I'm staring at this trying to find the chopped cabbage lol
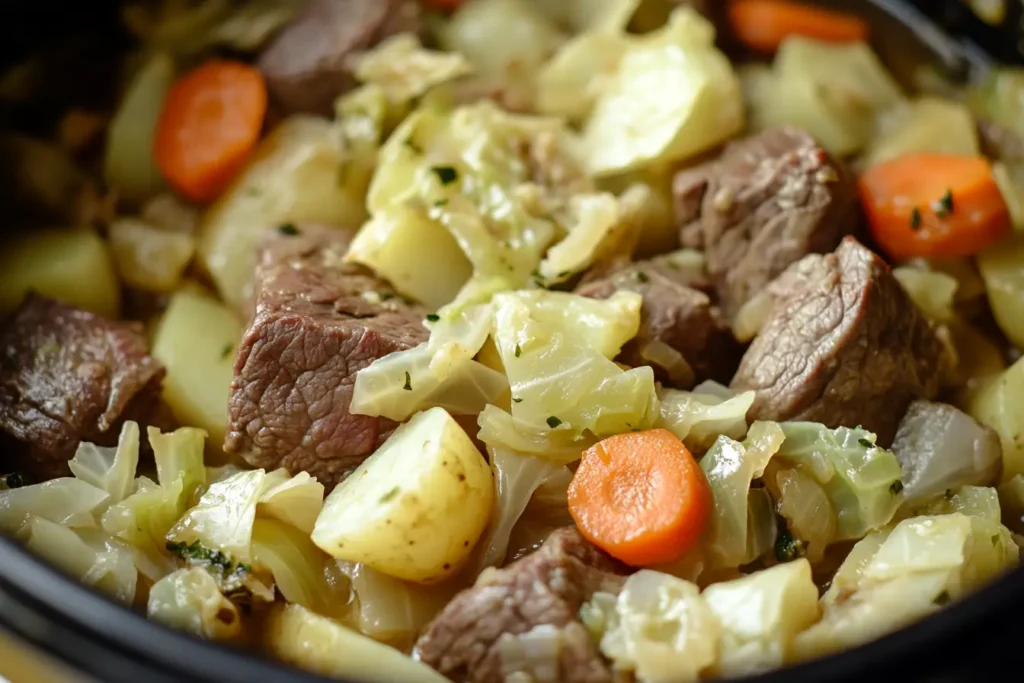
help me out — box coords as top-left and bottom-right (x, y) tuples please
(352, 33), (473, 104)
(773, 467), (837, 563)
(583, 8), (743, 175)
(967, 354), (1024, 481)
(477, 448), (562, 569)
(752, 38), (904, 156)
(108, 216), (196, 293)
(0, 478), (109, 536)
(586, 570), (720, 683)
(776, 423), (904, 541)
(337, 561), (456, 647)
(527, 0), (639, 32)
(68, 421), (140, 508)
(149, 426), (207, 507)
(25, 517), (137, 604)
(891, 402), (1002, 506)
(700, 422), (785, 568)
(702, 560), (819, 677)
(251, 518), (346, 619)
(166, 469), (265, 564)
(351, 304), (507, 422)
(101, 475), (185, 581)
(978, 236), (1024, 351)
(860, 98), (979, 169)
(266, 603), (450, 683)
(147, 567), (241, 640)
(536, 31), (631, 123)
(892, 267), (959, 324)
(477, 404), (596, 464)
(657, 387), (754, 454)
(914, 485), (1001, 522)
(257, 470), (325, 535)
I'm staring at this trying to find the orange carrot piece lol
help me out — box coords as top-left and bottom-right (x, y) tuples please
(568, 429), (712, 567)
(154, 60), (267, 205)
(728, 0), (869, 53)
(859, 153), (1011, 261)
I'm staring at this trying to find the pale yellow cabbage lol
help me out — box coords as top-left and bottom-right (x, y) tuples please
(583, 8), (743, 175)
(103, 52), (172, 206)
(0, 478), (109, 537)
(197, 116), (368, 311)
(703, 560), (819, 676)
(312, 408), (494, 584)
(700, 422), (785, 569)
(147, 567), (241, 640)
(266, 604), (449, 683)
(968, 354), (1024, 481)
(150, 426), (207, 505)
(352, 33), (473, 104)
(251, 518), (346, 618)
(68, 421), (140, 508)
(108, 217), (196, 293)
(166, 469), (264, 564)
(0, 228), (120, 319)
(25, 518), (137, 604)
(586, 571), (721, 683)
(101, 476), (182, 582)
(257, 470), (325, 535)
(657, 388), (754, 454)
(860, 98), (979, 169)
(536, 31), (631, 123)
(892, 266), (959, 324)
(993, 162), (1024, 232)
(752, 38), (904, 156)
(978, 236), (1024, 349)
(527, 0), (639, 32)
(774, 467), (837, 563)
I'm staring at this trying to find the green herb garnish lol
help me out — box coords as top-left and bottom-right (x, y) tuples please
(635, 270), (649, 284)
(910, 207), (922, 230)
(166, 540), (248, 578)
(774, 527), (806, 562)
(425, 313), (440, 323)
(431, 166), (458, 185)
(889, 480), (904, 495)
(220, 344), (234, 359)
(380, 486), (400, 503)
(277, 223), (300, 236)
(857, 437), (874, 449)
(2, 472), (26, 489)
(934, 189), (954, 218)
(403, 371), (412, 391)
(514, 344), (522, 358)
(546, 416), (563, 428)
(512, 397), (523, 403)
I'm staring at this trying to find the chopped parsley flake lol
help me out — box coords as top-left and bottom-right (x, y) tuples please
(910, 207), (922, 230)
(774, 527), (806, 562)
(403, 371), (412, 391)
(278, 223), (300, 236)
(635, 270), (649, 283)
(514, 344), (522, 358)
(546, 416), (563, 428)
(934, 590), (951, 606)
(434, 198), (449, 207)
(889, 480), (904, 495)
(166, 540), (249, 578)
(431, 166), (458, 185)
(426, 313), (440, 323)
(934, 189), (954, 218)
(380, 486), (400, 503)
(2, 472), (26, 489)
(857, 437), (874, 449)
(379, 291), (395, 301)
(512, 397), (523, 403)
(220, 344), (234, 359)
(404, 137), (422, 154)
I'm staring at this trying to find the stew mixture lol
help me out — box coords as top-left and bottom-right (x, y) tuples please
(3, 0), (1024, 681)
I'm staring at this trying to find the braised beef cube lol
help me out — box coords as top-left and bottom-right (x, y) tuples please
(225, 225), (428, 490)
(577, 256), (741, 386)
(0, 294), (164, 477)
(730, 237), (945, 445)
(415, 527), (628, 683)
(258, 0), (422, 116)
(675, 126), (860, 317)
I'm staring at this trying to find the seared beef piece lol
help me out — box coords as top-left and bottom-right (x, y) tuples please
(730, 237), (945, 446)
(978, 120), (1024, 161)
(415, 527), (628, 683)
(258, 0), (422, 116)
(0, 295), (164, 477)
(675, 126), (860, 318)
(225, 224), (428, 489)
(577, 255), (741, 386)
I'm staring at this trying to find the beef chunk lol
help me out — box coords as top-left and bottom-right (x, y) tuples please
(577, 254), (741, 386)
(225, 224), (428, 489)
(675, 126), (860, 317)
(730, 237), (945, 445)
(415, 527), (627, 683)
(0, 295), (164, 477)
(258, 0), (422, 116)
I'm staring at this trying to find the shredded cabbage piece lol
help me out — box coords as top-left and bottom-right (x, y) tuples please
(352, 33), (474, 104)
(0, 478), (110, 536)
(258, 470), (325, 535)
(147, 567), (241, 640)
(251, 518), (346, 619)
(657, 387), (754, 454)
(773, 467), (837, 563)
(68, 421), (141, 508)
(166, 469), (264, 564)
(776, 423), (904, 541)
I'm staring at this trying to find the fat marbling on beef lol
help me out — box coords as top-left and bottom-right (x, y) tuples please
(0, 294), (165, 477)
(576, 253), (741, 386)
(415, 527), (628, 683)
(730, 237), (946, 445)
(258, 0), (422, 116)
(225, 224), (428, 490)
(675, 125), (860, 318)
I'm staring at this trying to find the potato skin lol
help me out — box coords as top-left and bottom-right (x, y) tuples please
(312, 407), (494, 584)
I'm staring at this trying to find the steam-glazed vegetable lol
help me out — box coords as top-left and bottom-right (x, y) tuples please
(4, 1), (1024, 679)
(312, 408), (493, 583)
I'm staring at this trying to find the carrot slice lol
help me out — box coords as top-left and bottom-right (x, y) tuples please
(728, 0), (869, 53)
(568, 429), (712, 567)
(859, 153), (1011, 261)
(154, 60), (267, 205)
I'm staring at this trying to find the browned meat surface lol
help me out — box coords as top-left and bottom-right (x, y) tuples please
(0, 294), (164, 476)
(675, 126), (860, 318)
(730, 237), (945, 445)
(577, 255), (741, 386)
(257, 0), (422, 116)
(415, 527), (628, 683)
(225, 224), (428, 489)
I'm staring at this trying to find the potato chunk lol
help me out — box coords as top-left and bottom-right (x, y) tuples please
(312, 407), (493, 584)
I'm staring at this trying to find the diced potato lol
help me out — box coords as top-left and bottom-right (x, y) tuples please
(0, 228), (120, 318)
(197, 116), (368, 312)
(860, 98), (979, 169)
(977, 236), (1024, 348)
(967, 354), (1024, 482)
(267, 604), (449, 683)
(151, 289), (242, 457)
(312, 408), (494, 584)
(993, 161), (1024, 232)
(108, 218), (196, 293)
(346, 204), (472, 309)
